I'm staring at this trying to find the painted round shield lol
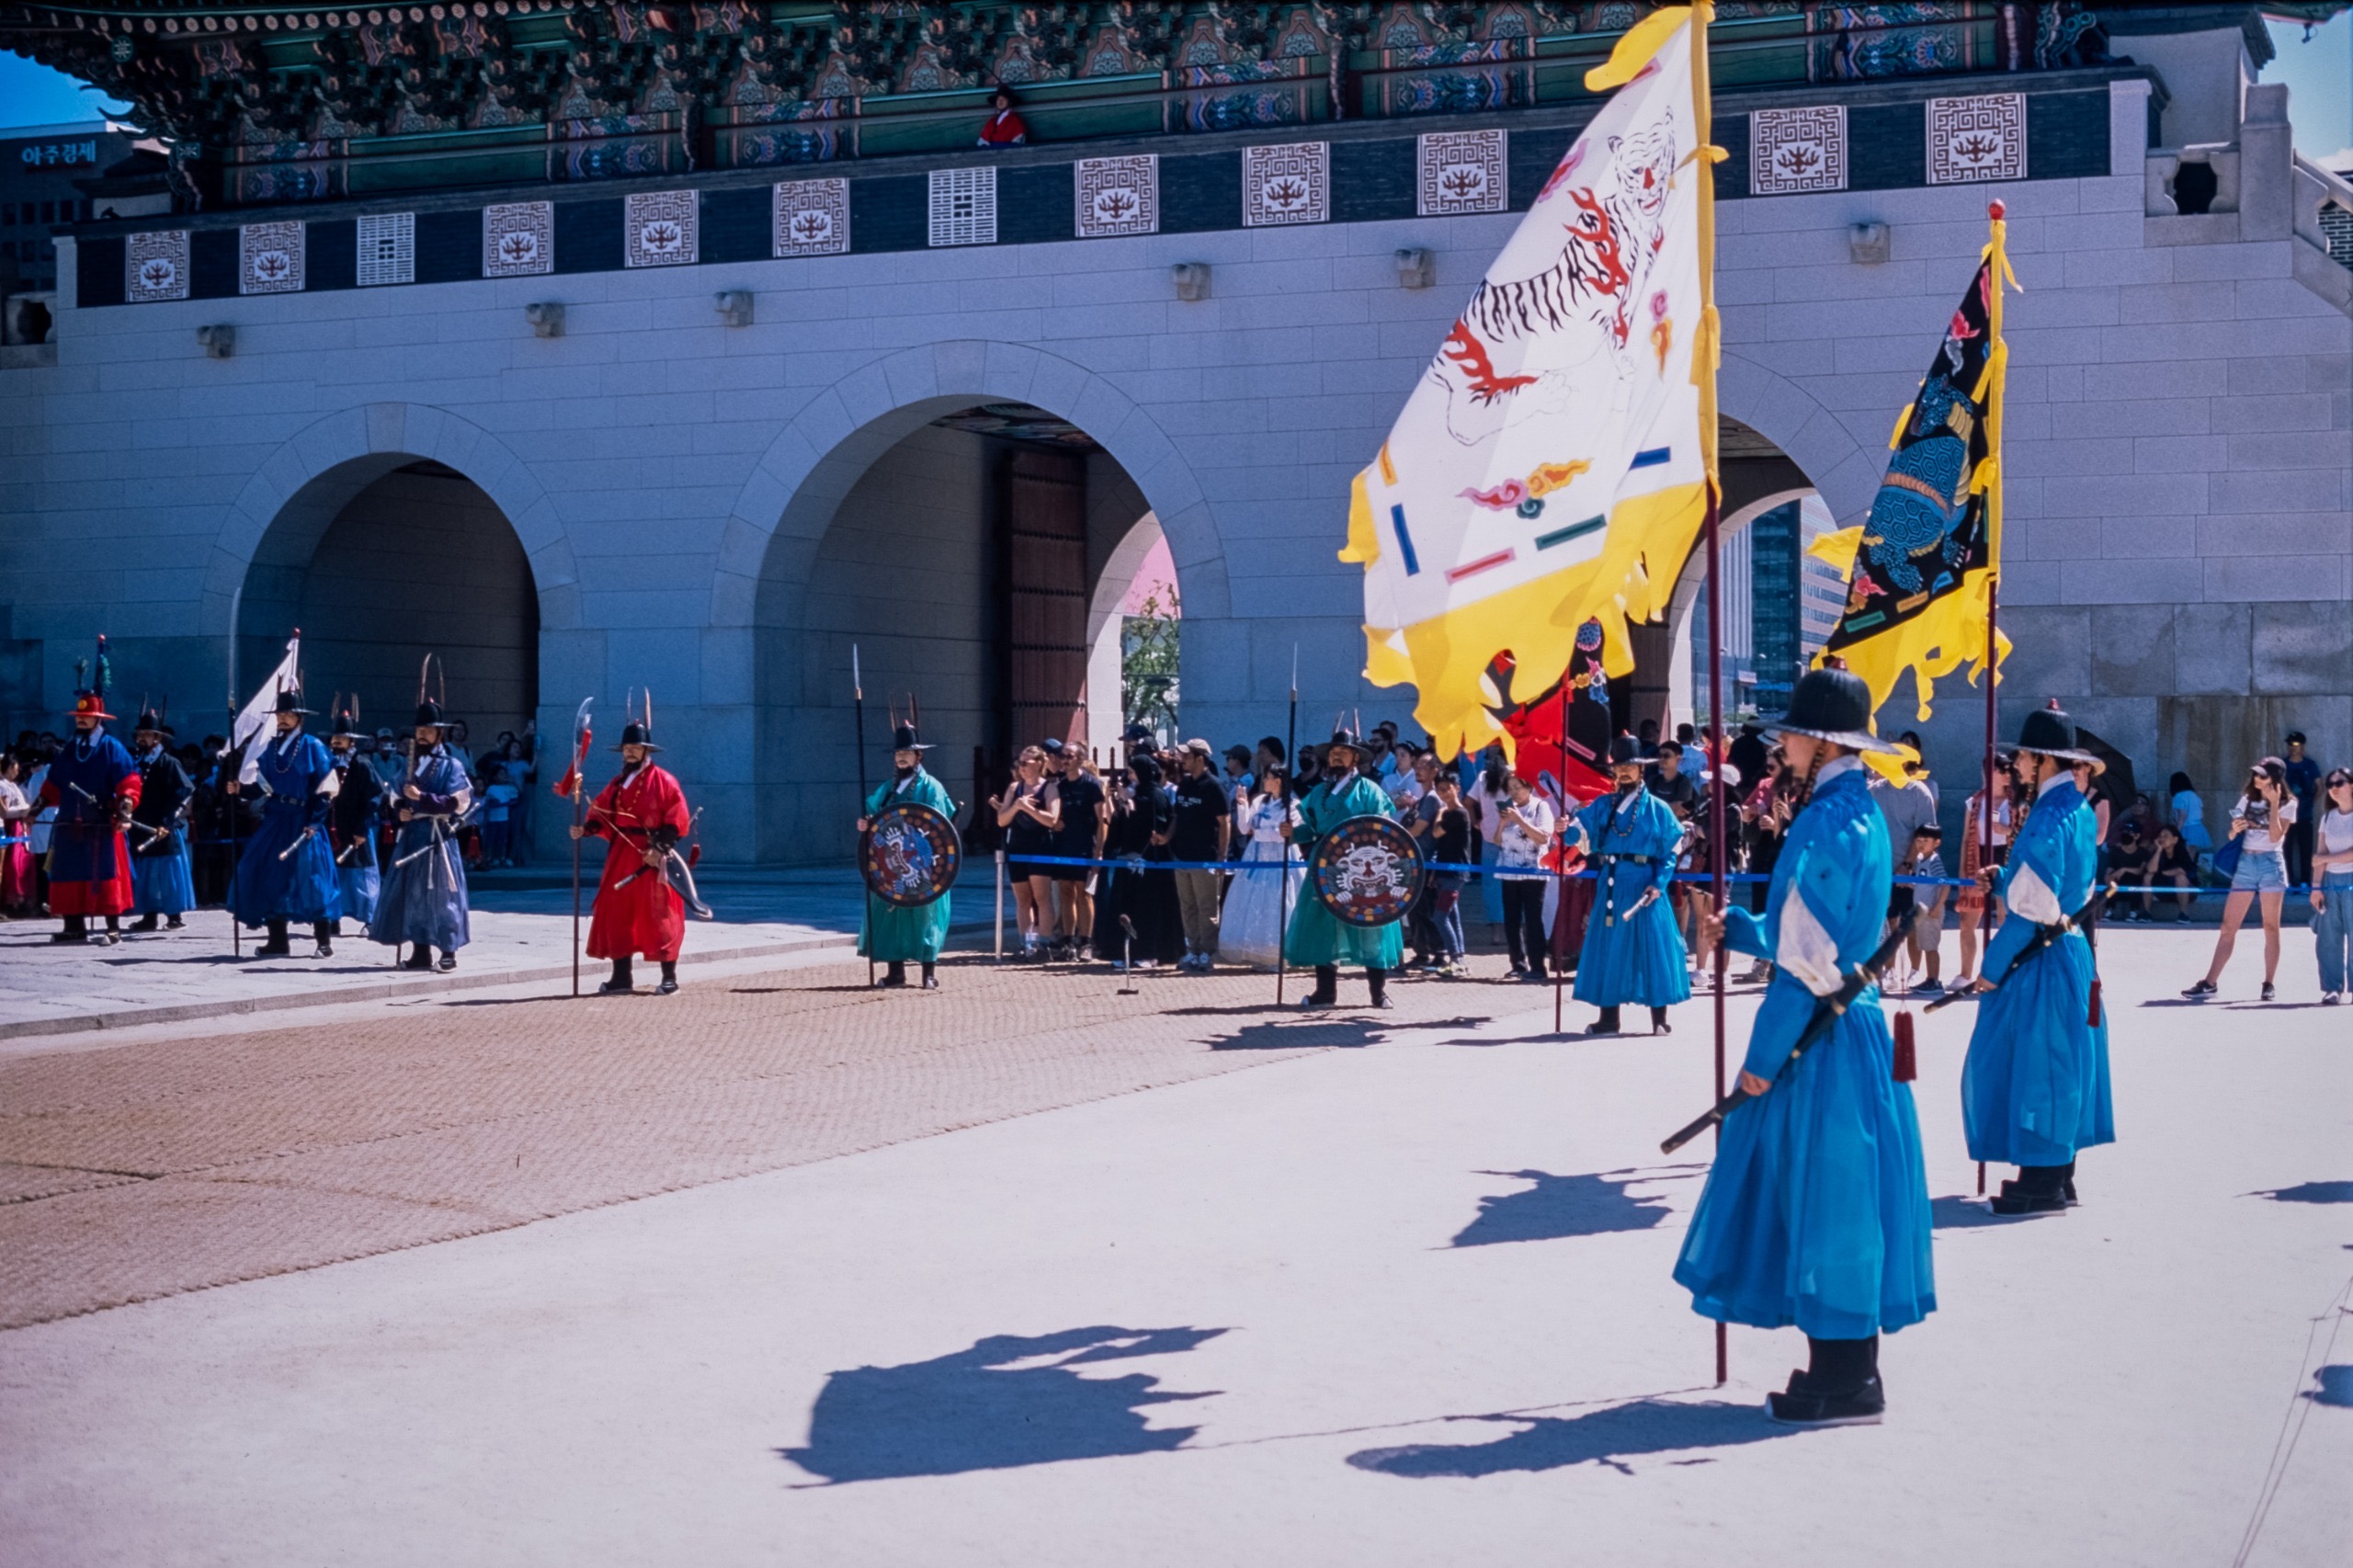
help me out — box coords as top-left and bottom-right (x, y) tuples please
(861, 801), (961, 908)
(1307, 814), (1426, 928)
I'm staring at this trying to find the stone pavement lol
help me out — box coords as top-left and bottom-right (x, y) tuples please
(0, 869), (991, 1039)
(0, 928), (2346, 1567)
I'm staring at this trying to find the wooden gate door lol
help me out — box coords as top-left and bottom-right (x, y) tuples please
(1002, 448), (1089, 751)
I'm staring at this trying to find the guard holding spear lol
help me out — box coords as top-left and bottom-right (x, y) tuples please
(572, 700), (696, 995)
(39, 686), (141, 945)
(1671, 668), (1936, 1426)
(858, 712), (956, 990)
(229, 689), (343, 958)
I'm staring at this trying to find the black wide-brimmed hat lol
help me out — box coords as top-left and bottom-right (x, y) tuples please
(612, 721), (662, 753)
(272, 689), (314, 717)
(1324, 726), (1364, 757)
(413, 699), (446, 729)
(1763, 668), (1901, 755)
(892, 722), (931, 753)
(1607, 734), (1643, 767)
(2013, 707), (2101, 768)
(330, 710), (359, 737)
(134, 710), (165, 733)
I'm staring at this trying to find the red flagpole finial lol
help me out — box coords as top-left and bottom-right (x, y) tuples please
(1987, 200), (2005, 221)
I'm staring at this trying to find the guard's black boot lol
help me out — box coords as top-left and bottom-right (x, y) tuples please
(51, 915), (87, 944)
(312, 920), (333, 959)
(1587, 1006), (1622, 1036)
(1770, 1336), (1883, 1426)
(1651, 1006), (1671, 1035)
(599, 960), (634, 995)
(128, 914), (160, 934)
(881, 960), (908, 988)
(920, 963), (938, 990)
(2059, 1159), (2079, 1207)
(1991, 1165), (2068, 1216)
(435, 949), (456, 971)
(256, 919), (293, 957)
(1367, 967), (1394, 1009)
(100, 915), (121, 945)
(403, 945), (433, 971)
(165, 916), (185, 930)
(1302, 964), (1339, 1008)
(656, 961), (678, 995)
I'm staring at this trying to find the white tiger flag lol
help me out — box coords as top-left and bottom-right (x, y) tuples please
(1346, 4), (1720, 760)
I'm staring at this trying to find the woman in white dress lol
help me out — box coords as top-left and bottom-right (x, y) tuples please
(1220, 764), (1304, 970)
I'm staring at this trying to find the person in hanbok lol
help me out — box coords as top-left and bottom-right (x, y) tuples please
(230, 690), (343, 958)
(38, 693), (140, 944)
(126, 710), (194, 932)
(1284, 727), (1404, 1008)
(1676, 668), (1936, 1426)
(858, 722), (955, 989)
(0, 752), (36, 916)
(1962, 708), (2115, 1216)
(1565, 736), (1692, 1035)
(575, 719), (695, 995)
(1219, 763), (1303, 970)
(326, 708), (381, 933)
(369, 699), (472, 971)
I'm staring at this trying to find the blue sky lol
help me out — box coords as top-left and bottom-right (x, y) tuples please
(4, 17), (2349, 152)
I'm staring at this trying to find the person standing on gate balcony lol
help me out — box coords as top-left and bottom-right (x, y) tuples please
(1165, 738), (1230, 972)
(2282, 732), (2320, 890)
(2184, 757), (2296, 1003)
(858, 722), (955, 991)
(977, 87), (1028, 147)
(2309, 768), (2353, 1005)
(992, 744), (1062, 960)
(125, 710), (194, 934)
(574, 718), (693, 996)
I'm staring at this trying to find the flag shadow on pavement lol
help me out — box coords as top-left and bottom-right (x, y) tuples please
(1449, 1167), (1701, 1248)
(1347, 1397), (1801, 1478)
(778, 1325), (1226, 1484)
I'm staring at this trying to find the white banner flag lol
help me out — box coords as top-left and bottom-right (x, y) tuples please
(1347, 5), (1718, 760)
(228, 634), (301, 785)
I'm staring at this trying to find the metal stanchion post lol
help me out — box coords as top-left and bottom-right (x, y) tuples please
(994, 848), (1006, 960)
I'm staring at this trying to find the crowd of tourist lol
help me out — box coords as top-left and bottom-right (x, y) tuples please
(963, 717), (2353, 1006)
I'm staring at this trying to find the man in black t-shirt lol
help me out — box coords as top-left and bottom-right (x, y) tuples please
(1052, 746), (1107, 958)
(1167, 739), (1232, 970)
(1647, 742), (1699, 820)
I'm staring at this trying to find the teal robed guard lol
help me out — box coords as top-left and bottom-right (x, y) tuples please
(1674, 670), (1936, 1427)
(858, 723), (956, 988)
(1284, 728), (1405, 1007)
(1961, 708), (2114, 1215)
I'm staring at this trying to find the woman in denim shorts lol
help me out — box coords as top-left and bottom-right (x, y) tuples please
(2183, 756), (2297, 1003)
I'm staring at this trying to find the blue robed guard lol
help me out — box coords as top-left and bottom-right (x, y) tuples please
(1674, 670), (1936, 1426)
(127, 710), (195, 931)
(1566, 735), (1692, 1035)
(230, 690), (343, 957)
(1284, 727), (1405, 1008)
(369, 699), (473, 971)
(1961, 708), (2115, 1216)
(326, 706), (382, 933)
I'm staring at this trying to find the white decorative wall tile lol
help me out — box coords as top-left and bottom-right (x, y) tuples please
(239, 221), (305, 294)
(624, 189), (699, 267)
(1417, 130), (1506, 215)
(124, 229), (189, 302)
(483, 200), (554, 277)
(1749, 105), (1847, 195)
(356, 211), (415, 287)
(1244, 141), (1329, 226)
(1927, 93), (2027, 185)
(772, 177), (850, 256)
(1074, 154), (1158, 237)
(928, 167), (997, 246)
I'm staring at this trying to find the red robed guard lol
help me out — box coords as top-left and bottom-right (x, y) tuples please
(574, 718), (693, 994)
(41, 691), (142, 943)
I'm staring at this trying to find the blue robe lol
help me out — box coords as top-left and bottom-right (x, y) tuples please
(1283, 773), (1407, 970)
(858, 769), (956, 964)
(1672, 760), (1937, 1340)
(1569, 787), (1692, 1008)
(231, 731), (342, 926)
(332, 754), (382, 926)
(369, 748), (472, 953)
(1962, 777), (2115, 1165)
(130, 747), (195, 916)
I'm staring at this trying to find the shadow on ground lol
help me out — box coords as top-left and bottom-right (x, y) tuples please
(778, 1325), (1225, 1483)
(1930, 1195), (2060, 1229)
(2311, 1365), (2353, 1407)
(1347, 1398), (1799, 1478)
(1450, 1168), (1699, 1247)
(1205, 1015), (1491, 1051)
(2248, 1181), (2353, 1204)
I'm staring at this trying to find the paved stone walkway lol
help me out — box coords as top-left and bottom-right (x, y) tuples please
(1, 928), (2346, 1566)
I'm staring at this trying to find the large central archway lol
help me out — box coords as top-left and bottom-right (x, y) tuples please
(730, 344), (1217, 867)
